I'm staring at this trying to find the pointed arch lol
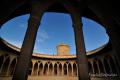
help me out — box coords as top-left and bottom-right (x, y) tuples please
(68, 63), (72, 76)
(8, 58), (17, 75)
(98, 59), (104, 74)
(54, 63), (57, 75)
(104, 57), (110, 74)
(0, 57), (10, 75)
(59, 63), (62, 76)
(73, 63), (77, 76)
(43, 63), (48, 75)
(33, 62), (38, 75)
(63, 63), (67, 75)
(49, 63), (53, 75)
(108, 56), (117, 74)
(93, 60), (99, 74)
(0, 55), (4, 70)
(38, 63), (43, 76)
(88, 61), (92, 74)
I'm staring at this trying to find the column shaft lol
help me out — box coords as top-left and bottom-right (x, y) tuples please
(62, 64), (64, 76)
(37, 63), (40, 76)
(102, 60), (106, 74)
(6, 60), (12, 75)
(48, 64), (51, 76)
(12, 12), (42, 80)
(72, 15), (89, 80)
(31, 61), (35, 76)
(96, 61), (100, 74)
(91, 61), (95, 74)
(72, 64), (74, 76)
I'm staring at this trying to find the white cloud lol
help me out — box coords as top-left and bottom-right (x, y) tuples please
(36, 30), (50, 43)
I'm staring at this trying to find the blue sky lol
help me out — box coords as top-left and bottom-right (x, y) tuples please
(0, 12), (109, 55)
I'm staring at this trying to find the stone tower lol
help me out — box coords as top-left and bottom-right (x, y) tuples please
(57, 43), (70, 56)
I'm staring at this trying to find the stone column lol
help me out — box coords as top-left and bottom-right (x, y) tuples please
(91, 61), (95, 74)
(96, 61), (100, 74)
(57, 64), (58, 76)
(6, 59), (12, 75)
(72, 63), (74, 76)
(0, 58), (5, 74)
(72, 14), (89, 80)
(37, 63), (40, 76)
(67, 64), (68, 76)
(42, 64), (45, 76)
(52, 63), (54, 76)
(102, 60), (106, 74)
(62, 64), (64, 76)
(48, 63), (51, 76)
(58, 64), (61, 76)
(12, 6), (43, 80)
(31, 61), (35, 76)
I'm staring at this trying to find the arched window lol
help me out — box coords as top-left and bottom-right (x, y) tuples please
(38, 63), (43, 76)
(33, 62), (38, 75)
(0, 57), (10, 75)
